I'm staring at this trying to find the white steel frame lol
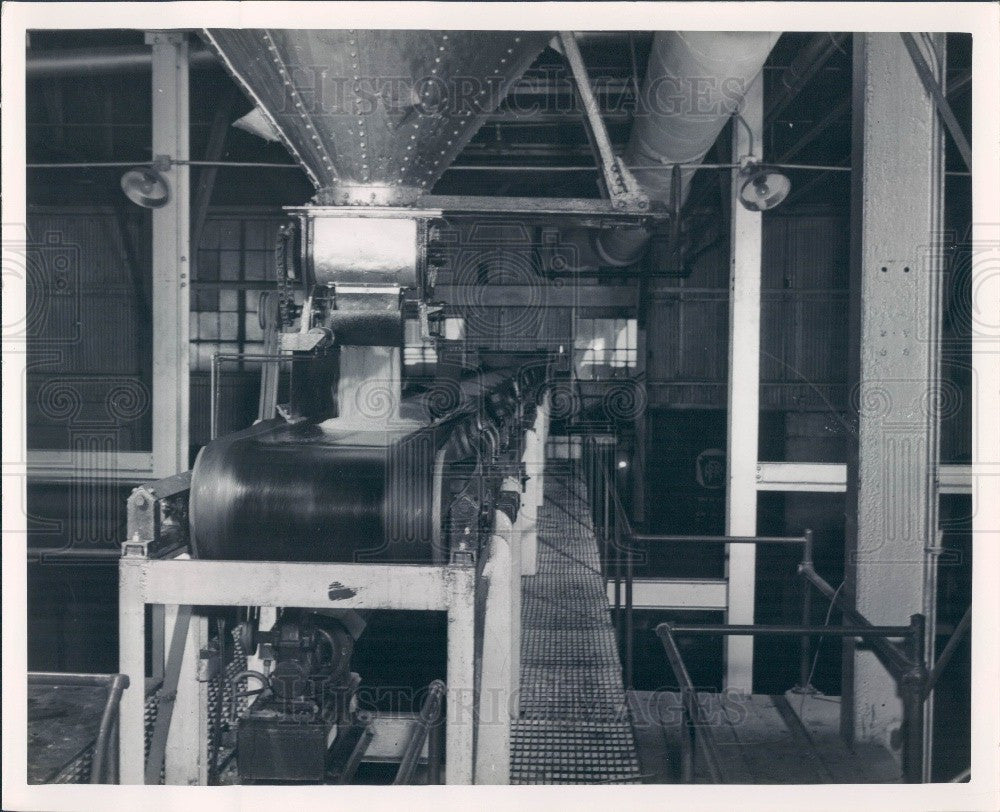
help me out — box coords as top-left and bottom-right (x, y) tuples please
(724, 75), (764, 691)
(119, 555), (477, 785)
(28, 32), (190, 484)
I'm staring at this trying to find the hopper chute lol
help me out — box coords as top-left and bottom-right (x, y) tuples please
(201, 29), (552, 204)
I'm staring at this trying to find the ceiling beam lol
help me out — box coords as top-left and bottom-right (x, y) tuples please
(27, 43), (216, 79)
(777, 95), (851, 163)
(765, 33), (848, 127)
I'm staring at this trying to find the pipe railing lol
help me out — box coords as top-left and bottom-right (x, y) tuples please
(588, 456), (932, 783)
(596, 455), (816, 693)
(924, 604), (971, 696)
(651, 566), (927, 783)
(28, 671), (130, 784)
(393, 679), (446, 785)
(655, 624), (724, 783)
(654, 613), (927, 783)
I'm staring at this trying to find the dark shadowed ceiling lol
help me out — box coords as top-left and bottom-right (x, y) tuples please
(26, 30), (971, 215)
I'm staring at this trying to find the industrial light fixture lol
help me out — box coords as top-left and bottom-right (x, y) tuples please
(120, 165), (170, 209)
(732, 112), (792, 212)
(737, 162), (792, 212)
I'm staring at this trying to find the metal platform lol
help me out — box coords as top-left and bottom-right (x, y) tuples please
(27, 684), (105, 784)
(511, 469), (642, 784)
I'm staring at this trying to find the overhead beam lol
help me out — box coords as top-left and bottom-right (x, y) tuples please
(190, 85), (240, 262)
(777, 95), (851, 163)
(900, 33), (972, 172)
(765, 33), (848, 127)
(26, 42), (216, 79)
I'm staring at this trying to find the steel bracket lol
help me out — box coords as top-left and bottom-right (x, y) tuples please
(558, 31), (650, 212)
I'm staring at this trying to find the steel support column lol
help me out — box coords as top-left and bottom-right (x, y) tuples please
(844, 33), (945, 769)
(724, 75), (763, 692)
(148, 32), (190, 477)
(475, 510), (514, 784)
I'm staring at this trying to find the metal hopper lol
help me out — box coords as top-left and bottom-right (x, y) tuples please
(201, 29), (552, 205)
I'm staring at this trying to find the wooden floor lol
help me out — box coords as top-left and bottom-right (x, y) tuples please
(629, 688), (901, 783)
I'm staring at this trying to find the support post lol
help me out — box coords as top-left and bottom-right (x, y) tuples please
(725, 74), (763, 692)
(118, 556), (146, 784)
(536, 389), (549, 512)
(446, 563), (476, 784)
(475, 511), (513, 784)
(844, 33), (944, 767)
(148, 32), (190, 477)
(521, 392), (548, 576)
(164, 610), (208, 785)
(797, 528), (815, 693)
(503, 478), (523, 718)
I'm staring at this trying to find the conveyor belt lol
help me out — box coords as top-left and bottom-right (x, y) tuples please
(511, 469), (642, 784)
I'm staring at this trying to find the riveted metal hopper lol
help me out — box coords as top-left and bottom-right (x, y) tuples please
(202, 29), (552, 204)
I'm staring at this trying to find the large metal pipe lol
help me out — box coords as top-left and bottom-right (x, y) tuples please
(26, 43), (216, 79)
(593, 31), (779, 267)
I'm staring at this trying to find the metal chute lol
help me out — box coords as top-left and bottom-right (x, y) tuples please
(201, 29), (551, 204)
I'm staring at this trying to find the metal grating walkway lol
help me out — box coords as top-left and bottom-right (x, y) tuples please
(511, 469), (642, 784)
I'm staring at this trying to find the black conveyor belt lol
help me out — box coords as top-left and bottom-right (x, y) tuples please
(190, 417), (440, 563)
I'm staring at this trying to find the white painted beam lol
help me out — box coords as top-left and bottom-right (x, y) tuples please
(845, 33), (945, 769)
(148, 32), (190, 478)
(25, 450), (154, 482)
(475, 511), (513, 784)
(725, 74), (764, 692)
(755, 461), (848, 492)
(118, 557), (146, 784)
(756, 461), (973, 495)
(119, 557), (478, 784)
(137, 559), (452, 610)
(164, 610), (208, 785)
(607, 578), (728, 612)
(445, 565), (476, 784)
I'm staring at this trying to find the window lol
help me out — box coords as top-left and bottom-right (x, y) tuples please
(573, 318), (637, 380)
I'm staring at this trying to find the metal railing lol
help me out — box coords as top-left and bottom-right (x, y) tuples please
(28, 671), (130, 784)
(584, 453), (940, 784)
(592, 455), (818, 696)
(654, 573), (929, 783)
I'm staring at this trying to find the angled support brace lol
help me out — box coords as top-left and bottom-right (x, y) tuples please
(144, 604), (192, 784)
(558, 31), (649, 211)
(900, 32), (971, 172)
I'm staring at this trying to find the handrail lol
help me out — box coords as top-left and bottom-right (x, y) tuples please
(597, 452), (816, 693)
(924, 604), (971, 696)
(588, 444), (931, 783)
(631, 533), (809, 545)
(29, 671), (130, 784)
(798, 563), (919, 678)
(393, 679), (446, 785)
(666, 622), (916, 638)
(657, 612), (927, 784)
(654, 624), (724, 783)
(601, 463), (636, 687)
